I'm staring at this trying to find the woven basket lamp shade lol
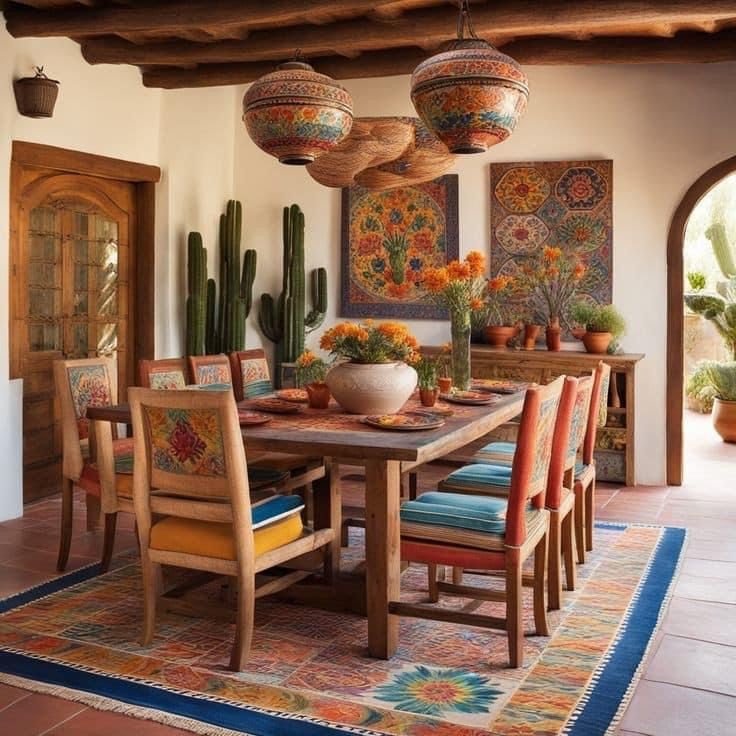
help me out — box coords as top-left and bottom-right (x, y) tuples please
(243, 60), (354, 165)
(410, 1), (529, 154)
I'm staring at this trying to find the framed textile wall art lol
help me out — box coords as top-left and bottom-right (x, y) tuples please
(489, 160), (613, 331)
(340, 174), (459, 318)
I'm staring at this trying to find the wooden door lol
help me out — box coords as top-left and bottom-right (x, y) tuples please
(10, 170), (136, 502)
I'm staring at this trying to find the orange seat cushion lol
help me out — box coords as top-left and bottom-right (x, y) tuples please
(149, 514), (304, 560)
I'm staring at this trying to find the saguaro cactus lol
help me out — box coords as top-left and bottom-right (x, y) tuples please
(186, 200), (257, 356)
(185, 232), (207, 356)
(259, 204), (328, 387)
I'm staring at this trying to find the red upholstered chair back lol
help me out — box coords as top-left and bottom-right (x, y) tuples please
(139, 358), (189, 389)
(505, 375), (564, 547)
(188, 354), (233, 387)
(545, 377), (579, 510)
(582, 362), (612, 465)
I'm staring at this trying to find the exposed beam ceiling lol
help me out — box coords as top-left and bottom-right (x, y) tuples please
(4, 1), (736, 89)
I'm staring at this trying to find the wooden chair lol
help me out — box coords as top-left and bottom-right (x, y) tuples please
(229, 349), (274, 400)
(574, 361), (611, 563)
(139, 357), (189, 389)
(398, 376), (564, 667)
(53, 357), (134, 573)
(128, 387), (336, 671)
(188, 354), (233, 387)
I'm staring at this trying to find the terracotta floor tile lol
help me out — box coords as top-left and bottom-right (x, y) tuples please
(680, 558), (736, 582)
(0, 692), (86, 735)
(0, 565), (54, 597)
(662, 597), (736, 647)
(673, 571), (736, 605)
(685, 537), (736, 562)
(644, 635), (736, 696)
(0, 682), (30, 710)
(45, 707), (197, 735)
(5, 548), (97, 575)
(620, 681), (736, 735)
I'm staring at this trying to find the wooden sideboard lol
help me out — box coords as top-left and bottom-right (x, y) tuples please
(424, 345), (645, 486)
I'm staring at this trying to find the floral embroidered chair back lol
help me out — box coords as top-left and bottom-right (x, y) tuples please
(139, 358), (189, 390)
(188, 354), (233, 389)
(582, 362), (612, 465)
(229, 349), (273, 401)
(54, 357), (116, 481)
(565, 375), (593, 470)
(505, 375), (563, 546)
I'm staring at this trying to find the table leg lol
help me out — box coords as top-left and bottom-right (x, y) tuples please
(313, 458), (341, 583)
(365, 458), (401, 658)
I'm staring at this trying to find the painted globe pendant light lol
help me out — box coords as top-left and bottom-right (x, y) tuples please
(243, 55), (354, 165)
(410, 0), (529, 154)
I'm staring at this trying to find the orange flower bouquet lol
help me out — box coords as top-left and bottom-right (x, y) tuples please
(319, 320), (419, 365)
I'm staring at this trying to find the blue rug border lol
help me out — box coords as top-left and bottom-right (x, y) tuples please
(0, 522), (685, 736)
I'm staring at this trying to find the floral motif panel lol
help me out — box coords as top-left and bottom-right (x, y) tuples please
(196, 363), (231, 386)
(490, 161), (613, 332)
(149, 371), (186, 390)
(340, 175), (459, 319)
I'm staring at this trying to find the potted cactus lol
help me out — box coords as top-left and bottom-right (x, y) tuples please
(569, 302), (626, 354)
(700, 361), (736, 442)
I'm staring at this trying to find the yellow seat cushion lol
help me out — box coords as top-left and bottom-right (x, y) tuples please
(149, 514), (304, 561)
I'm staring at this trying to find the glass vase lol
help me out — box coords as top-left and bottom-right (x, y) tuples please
(450, 309), (472, 391)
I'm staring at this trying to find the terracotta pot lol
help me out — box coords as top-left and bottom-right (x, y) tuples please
(483, 325), (518, 347)
(571, 327), (587, 340)
(325, 361), (417, 414)
(419, 387), (440, 407)
(582, 331), (612, 354)
(523, 323), (541, 350)
(305, 381), (331, 409)
(712, 398), (736, 442)
(545, 325), (561, 351)
(438, 376), (452, 393)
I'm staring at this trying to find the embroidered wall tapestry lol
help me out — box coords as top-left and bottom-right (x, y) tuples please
(340, 174), (459, 319)
(489, 160), (613, 331)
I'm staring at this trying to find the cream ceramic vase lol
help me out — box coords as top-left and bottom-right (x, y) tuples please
(326, 361), (417, 414)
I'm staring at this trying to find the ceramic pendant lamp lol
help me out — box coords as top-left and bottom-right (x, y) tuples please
(243, 57), (354, 165)
(410, 0), (529, 154)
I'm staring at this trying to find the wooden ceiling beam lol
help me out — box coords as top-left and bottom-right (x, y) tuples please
(78, 1), (736, 68)
(3, 0), (436, 38)
(141, 30), (736, 89)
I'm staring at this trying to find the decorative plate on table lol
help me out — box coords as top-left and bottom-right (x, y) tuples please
(238, 410), (272, 426)
(250, 398), (302, 414)
(472, 378), (529, 394)
(440, 390), (500, 405)
(414, 405), (454, 417)
(275, 388), (309, 403)
(364, 412), (445, 431)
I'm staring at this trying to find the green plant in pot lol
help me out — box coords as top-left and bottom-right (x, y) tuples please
(569, 302), (626, 354)
(414, 355), (441, 407)
(701, 361), (736, 442)
(686, 361), (717, 414)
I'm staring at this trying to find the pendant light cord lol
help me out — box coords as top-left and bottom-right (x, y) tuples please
(456, 0), (478, 40)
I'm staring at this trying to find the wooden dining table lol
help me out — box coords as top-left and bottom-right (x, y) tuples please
(88, 390), (525, 659)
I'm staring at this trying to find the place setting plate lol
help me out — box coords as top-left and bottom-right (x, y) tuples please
(363, 411), (445, 431)
(439, 390), (501, 406)
(275, 388), (309, 403)
(471, 378), (529, 394)
(237, 410), (272, 426)
(249, 398), (303, 414)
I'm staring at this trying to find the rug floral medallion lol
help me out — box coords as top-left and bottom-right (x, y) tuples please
(0, 522), (684, 736)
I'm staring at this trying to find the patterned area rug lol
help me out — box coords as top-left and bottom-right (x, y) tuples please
(0, 523), (685, 736)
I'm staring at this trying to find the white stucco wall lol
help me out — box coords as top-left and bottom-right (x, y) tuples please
(233, 64), (736, 486)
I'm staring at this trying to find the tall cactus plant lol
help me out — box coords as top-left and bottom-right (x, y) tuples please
(185, 200), (257, 356)
(259, 204), (327, 387)
(186, 232), (207, 356)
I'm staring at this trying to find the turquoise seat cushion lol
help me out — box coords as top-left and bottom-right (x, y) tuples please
(243, 379), (274, 399)
(400, 491), (508, 534)
(247, 466), (289, 489)
(441, 463), (513, 493)
(474, 441), (515, 466)
(251, 493), (304, 529)
(194, 382), (232, 392)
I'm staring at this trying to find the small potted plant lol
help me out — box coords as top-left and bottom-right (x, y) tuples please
(483, 275), (520, 347)
(295, 350), (332, 409)
(686, 361), (717, 414)
(414, 355), (441, 407)
(569, 302), (626, 354)
(701, 361), (736, 442)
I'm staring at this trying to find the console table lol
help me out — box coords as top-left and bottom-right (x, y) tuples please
(424, 345), (645, 486)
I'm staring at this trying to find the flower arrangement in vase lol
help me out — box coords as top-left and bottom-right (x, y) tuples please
(295, 350), (332, 408)
(518, 245), (586, 350)
(319, 320), (419, 414)
(420, 251), (487, 389)
(483, 274), (519, 347)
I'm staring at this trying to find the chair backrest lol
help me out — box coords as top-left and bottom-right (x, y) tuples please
(582, 362), (612, 465)
(54, 357), (116, 481)
(545, 376), (579, 511)
(565, 374), (594, 471)
(139, 358), (189, 390)
(505, 375), (564, 546)
(129, 387), (255, 563)
(188, 354), (233, 387)
(229, 349), (273, 401)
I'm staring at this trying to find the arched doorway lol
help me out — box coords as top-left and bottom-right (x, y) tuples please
(666, 155), (736, 485)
